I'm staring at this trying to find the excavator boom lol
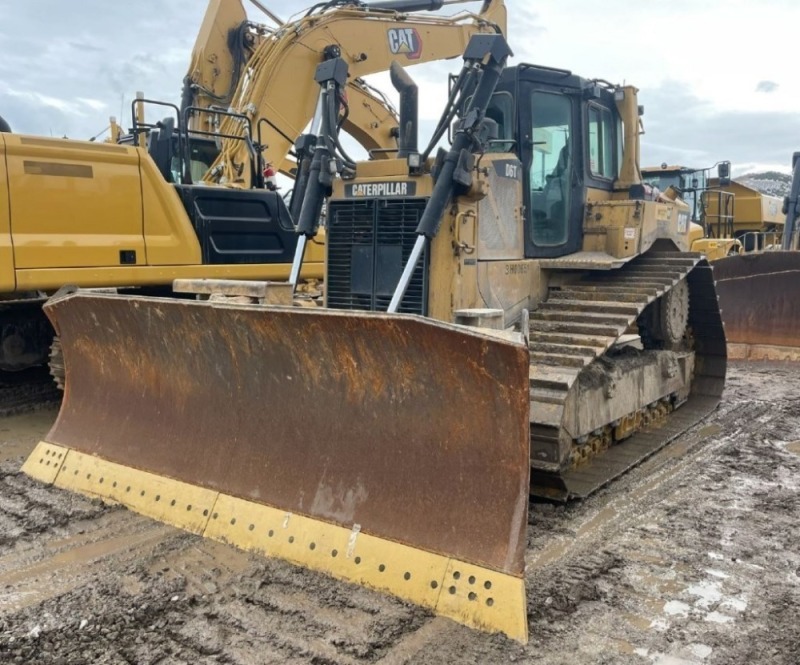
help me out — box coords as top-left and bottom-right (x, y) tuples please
(189, 0), (506, 184)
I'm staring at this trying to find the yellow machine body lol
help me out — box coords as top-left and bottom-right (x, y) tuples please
(23, 49), (727, 644)
(183, 0), (506, 182)
(0, 133), (324, 291)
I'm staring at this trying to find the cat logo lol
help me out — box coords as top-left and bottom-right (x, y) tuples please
(387, 28), (422, 60)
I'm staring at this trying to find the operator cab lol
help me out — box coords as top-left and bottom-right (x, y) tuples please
(490, 64), (626, 259)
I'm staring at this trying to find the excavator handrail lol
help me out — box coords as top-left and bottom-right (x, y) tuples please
(181, 105), (257, 185)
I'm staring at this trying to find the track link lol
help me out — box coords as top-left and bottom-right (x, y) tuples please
(528, 251), (727, 499)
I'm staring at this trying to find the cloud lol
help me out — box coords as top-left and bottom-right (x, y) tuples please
(755, 80), (779, 93)
(0, 0), (202, 139)
(640, 79), (799, 173)
(3, 0), (794, 176)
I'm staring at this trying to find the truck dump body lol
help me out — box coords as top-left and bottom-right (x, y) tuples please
(25, 291), (531, 642)
(714, 252), (800, 361)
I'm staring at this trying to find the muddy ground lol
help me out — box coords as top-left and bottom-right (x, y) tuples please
(0, 361), (798, 664)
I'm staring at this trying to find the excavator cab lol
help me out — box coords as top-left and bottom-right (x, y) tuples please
(123, 99), (301, 267)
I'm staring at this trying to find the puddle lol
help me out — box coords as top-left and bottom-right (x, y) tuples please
(687, 580), (723, 608)
(576, 505), (619, 538)
(663, 600), (691, 617)
(705, 569), (729, 579)
(697, 424), (723, 438)
(0, 408), (58, 463)
(0, 523), (174, 612)
(705, 611), (734, 624)
(625, 612), (653, 631)
(526, 537), (573, 569)
(689, 644), (713, 659)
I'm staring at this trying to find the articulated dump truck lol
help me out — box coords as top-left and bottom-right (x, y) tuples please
(23, 35), (727, 643)
(713, 152), (800, 361)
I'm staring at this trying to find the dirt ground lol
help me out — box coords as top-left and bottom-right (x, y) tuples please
(0, 361), (798, 664)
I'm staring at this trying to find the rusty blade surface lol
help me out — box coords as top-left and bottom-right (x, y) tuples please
(45, 293), (531, 576)
(714, 252), (800, 349)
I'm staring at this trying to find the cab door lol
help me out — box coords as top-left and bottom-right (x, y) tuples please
(5, 135), (145, 270)
(519, 85), (585, 258)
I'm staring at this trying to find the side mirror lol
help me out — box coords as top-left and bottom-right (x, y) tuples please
(718, 161), (731, 187)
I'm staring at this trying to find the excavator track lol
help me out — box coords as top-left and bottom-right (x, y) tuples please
(528, 251), (726, 499)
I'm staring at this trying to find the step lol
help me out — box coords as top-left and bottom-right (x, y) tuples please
(640, 251), (701, 260)
(574, 281), (669, 291)
(619, 270), (684, 281)
(541, 299), (642, 316)
(529, 352), (590, 369)
(529, 331), (616, 349)
(532, 310), (633, 327)
(530, 386), (568, 405)
(634, 257), (698, 268)
(530, 320), (624, 337)
(528, 341), (604, 358)
(529, 365), (580, 390)
(548, 290), (654, 303)
(622, 265), (690, 275)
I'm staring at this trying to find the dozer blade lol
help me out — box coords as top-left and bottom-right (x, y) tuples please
(714, 252), (800, 361)
(21, 292), (532, 642)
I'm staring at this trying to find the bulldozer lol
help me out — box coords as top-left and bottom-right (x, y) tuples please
(0, 0), (505, 381)
(713, 151), (800, 361)
(23, 34), (727, 643)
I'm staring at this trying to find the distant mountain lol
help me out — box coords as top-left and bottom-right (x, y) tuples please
(736, 171), (792, 198)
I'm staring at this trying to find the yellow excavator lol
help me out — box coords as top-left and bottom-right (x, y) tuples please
(181, 0), (505, 184)
(23, 34), (727, 642)
(0, 0), (505, 379)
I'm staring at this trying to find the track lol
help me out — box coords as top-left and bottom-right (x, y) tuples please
(528, 251), (725, 498)
(0, 368), (60, 418)
(1, 363), (799, 664)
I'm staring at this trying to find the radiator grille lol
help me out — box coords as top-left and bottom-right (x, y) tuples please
(327, 197), (429, 315)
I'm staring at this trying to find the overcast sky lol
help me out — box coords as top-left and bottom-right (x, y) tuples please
(1, 0), (798, 175)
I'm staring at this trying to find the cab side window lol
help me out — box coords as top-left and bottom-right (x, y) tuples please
(588, 105), (615, 179)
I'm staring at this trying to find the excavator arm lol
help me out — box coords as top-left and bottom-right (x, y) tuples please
(181, 0), (506, 186)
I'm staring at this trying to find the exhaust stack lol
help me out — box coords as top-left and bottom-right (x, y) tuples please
(389, 62), (419, 158)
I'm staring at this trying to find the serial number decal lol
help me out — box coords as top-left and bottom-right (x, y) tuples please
(344, 181), (417, 198)
(504, 263), (530, 275)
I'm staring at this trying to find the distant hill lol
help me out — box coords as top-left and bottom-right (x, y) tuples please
(736, 171), (792, 198)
